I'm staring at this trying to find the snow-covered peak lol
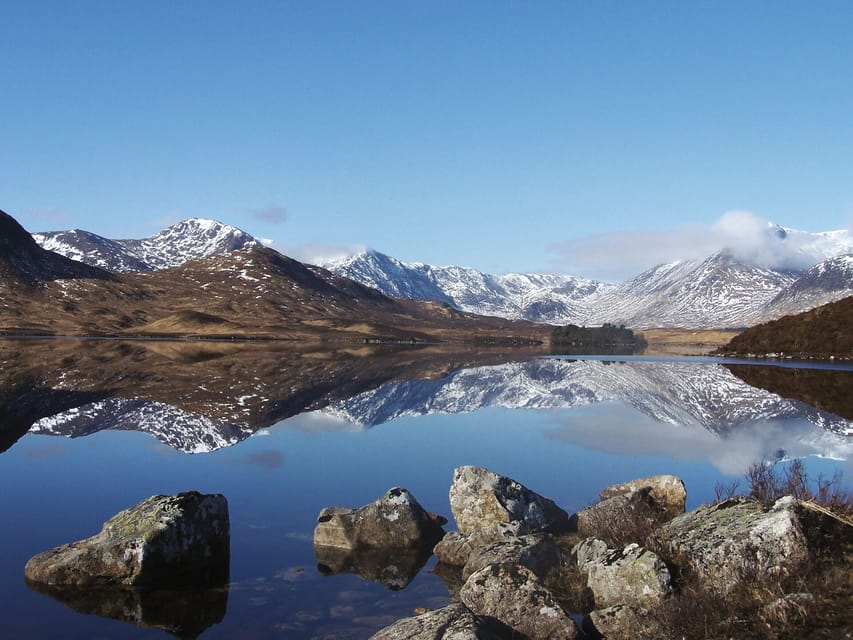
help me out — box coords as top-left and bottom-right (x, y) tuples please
(33, 218), (261, 272)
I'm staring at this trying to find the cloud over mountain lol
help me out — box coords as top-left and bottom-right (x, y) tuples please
(548, 211), (852, 280)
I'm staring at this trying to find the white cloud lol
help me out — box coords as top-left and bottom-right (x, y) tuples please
(547, 210), (852, 282)
(269, 241), (367, 266)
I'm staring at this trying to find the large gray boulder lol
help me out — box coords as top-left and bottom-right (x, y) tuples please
(313, 487), (446, 551)
(462, 533), (562, 580)
(659, 496), (809, 593)
(433, 521), (529, 567)
(368, 602), (501, 640)
(574, 541), (671, 608)
(449, 466), (570, 535)
(459, 564), (580, 640)
(25, 492), (229, 587)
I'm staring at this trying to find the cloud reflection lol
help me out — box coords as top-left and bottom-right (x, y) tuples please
(544, 403), (853, 476)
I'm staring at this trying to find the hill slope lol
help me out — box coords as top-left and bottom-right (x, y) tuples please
(715, 296), (853, 359)
(1, 211), (548, 343)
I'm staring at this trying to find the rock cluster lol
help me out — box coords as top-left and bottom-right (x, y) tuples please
(362, 466), (837, 640)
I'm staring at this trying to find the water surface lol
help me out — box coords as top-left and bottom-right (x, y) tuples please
(0, 340), (850, 638)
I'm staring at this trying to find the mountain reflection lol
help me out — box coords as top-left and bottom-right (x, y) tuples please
(1, 339), (850, 459)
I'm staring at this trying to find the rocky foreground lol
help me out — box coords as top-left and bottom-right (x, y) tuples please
(22, 467), (851, 638)
(315, 465), (852, 640)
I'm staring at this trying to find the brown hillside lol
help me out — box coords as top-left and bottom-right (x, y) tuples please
(1, 208), (550, 344)
(716, 296), (853, 359)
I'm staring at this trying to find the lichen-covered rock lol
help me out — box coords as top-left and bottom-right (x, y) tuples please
(659, 496), (809, 594)
(460, 564), (580, 640)
(583, 604), (665, 640)
(434, 521), (529, 567)
(368, 602), (501, 640)
(313, 487), (446, 551)
(572, 537), (610, 571)
(24, 492), (230, 587)
(578, 543), (671, 608)
(599, 474), (687, 521)
(449, 466), (570, 535)
(462, 533), (562, 580)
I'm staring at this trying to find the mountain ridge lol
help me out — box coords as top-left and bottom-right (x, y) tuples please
(23, 211), (853, 330)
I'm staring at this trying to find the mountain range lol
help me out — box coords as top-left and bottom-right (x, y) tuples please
(28, 215), (853, 329)
(2, 210), (544, 342)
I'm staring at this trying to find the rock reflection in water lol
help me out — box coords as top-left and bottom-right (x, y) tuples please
(25, 581), (228, 640)
(314, 544), (433, 590)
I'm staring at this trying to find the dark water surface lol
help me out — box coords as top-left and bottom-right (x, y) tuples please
(0, 340), (850, 639)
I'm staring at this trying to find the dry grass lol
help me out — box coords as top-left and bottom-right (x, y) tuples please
(639, 328), (742, 355)
(561, 462), (852, 639)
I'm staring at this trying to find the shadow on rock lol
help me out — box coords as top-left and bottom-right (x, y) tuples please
(26, 580), (228, 640)
(314, 544), (434, 590)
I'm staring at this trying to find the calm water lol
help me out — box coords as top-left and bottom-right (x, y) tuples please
(1, 340), (851, 639)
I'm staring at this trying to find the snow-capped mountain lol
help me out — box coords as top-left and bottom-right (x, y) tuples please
(762, 254), (853, 319)
(326, 249), (615, 324)
(33, 218), (260, 272)
(585, 251), (800, 328)
(325, 228), (853, 328)
(318, 358), (852, 439)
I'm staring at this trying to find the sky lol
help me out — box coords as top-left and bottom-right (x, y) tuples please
(3, 1), (852, 281)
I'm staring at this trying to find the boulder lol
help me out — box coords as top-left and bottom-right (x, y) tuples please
(576, 542), (671, 608)
(433, 521), (529, 567)
(583, 604), (665, 640)
(368, 602), (502, 640)
(462, 533), (562, 580)
(449, 466), (570, 535)
(571, 537), (610, 572)
(24, 492), (229, 587)
(658, 496), (809, 594)
(313, 487), (446, 551)
(599, 474), (687, 521)
(459, 564), (580, 640)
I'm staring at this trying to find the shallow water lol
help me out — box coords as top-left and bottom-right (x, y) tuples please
(0, 342), (850, 638)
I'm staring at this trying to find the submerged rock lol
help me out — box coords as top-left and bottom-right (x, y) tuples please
(313, 487), (446, 551)
(25, 492), (230, 587)
(449, 466), (570, 535)
(368, 602), (501, 640)
(26, 581), (227, 639)
(459, 564), (580, 640)
(659, 496), (810, 593)
(314, 544), (432, 590)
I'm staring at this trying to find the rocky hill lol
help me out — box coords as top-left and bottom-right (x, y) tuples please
(715, 296), (853, 359)
(32, 218), (260, 272)
(1, 210), (548, 343)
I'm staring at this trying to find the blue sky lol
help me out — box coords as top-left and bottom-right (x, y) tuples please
(3, 1), (852, 279)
